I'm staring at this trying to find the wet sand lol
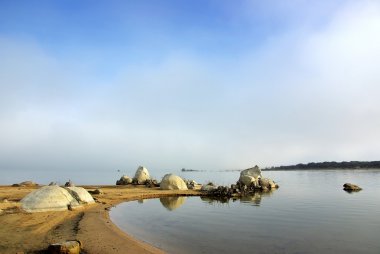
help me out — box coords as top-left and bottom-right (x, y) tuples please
(0, 185), (202, 254)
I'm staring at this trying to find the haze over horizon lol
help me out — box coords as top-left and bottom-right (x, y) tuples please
(1, 0), (380, 184)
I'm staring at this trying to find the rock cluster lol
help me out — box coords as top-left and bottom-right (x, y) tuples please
(202, 166), (278, 198)
(145, 179), (160, 188)
(12, 181), (39, 187)
(184, 179), (202, 190)
(116, 166), (154, 185)
(116, 175), (133, 185)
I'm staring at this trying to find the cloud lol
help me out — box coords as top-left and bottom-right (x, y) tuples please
(0, 1), (379, 183)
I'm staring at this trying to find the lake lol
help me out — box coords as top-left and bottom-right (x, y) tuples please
(110, 170), (380, 254)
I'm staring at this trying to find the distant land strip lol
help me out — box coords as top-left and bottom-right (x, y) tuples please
(265, 161), (380, 170)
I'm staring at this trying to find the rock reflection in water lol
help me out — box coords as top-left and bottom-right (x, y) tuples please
(201, 189), (274, 206)
(159, 196), (187, 211)
(240, 190), (273, 206)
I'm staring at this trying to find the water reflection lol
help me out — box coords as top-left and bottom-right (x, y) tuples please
(160, 196), (187, 211)
(200, 189), (275, 206)
(240, 190), (274, 206)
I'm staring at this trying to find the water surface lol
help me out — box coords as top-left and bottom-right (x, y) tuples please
(111, 170), (380, 254)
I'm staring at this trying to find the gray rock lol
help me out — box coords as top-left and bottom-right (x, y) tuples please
(116, 175), (133, 185)
(201, 184), (217, 192)
(343, 183), (362, 191)
(64, 180), (74, 187)
(238, 166), (262, 186)
(88, 189), (103, 195)
(259, 178), (277, 189)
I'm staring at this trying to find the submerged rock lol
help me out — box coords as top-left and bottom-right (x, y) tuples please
(133, 166), (151, 184)
(343, 183), (362, 191)
(160, 174), (188, 190)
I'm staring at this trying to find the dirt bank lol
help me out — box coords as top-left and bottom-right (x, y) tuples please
(0, 185), (202, 254)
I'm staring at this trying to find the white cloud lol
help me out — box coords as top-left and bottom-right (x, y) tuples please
(0, 1), (379, 183)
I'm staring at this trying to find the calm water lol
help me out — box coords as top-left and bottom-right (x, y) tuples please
(110, 170), (380, 254)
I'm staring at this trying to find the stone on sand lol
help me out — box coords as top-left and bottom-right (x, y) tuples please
(21, 185), (80, 212)
(133, 166), (151, 184)
(160, 174), (188, 190)
(65, 186), (95, 204)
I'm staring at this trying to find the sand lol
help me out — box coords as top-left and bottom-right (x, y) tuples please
(0, 185), (203, 254)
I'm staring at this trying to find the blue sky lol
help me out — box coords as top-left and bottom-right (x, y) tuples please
(0, 0), (379, 183)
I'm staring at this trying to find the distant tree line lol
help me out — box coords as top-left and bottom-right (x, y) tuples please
(270, 161), (380, 170)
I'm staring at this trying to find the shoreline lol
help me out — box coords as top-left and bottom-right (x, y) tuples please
(0, 185), (203, 254)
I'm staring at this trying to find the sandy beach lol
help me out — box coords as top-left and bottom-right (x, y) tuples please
(0, 185), (202, 254)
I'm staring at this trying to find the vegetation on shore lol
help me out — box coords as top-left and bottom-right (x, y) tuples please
(266, 161), (380, 170)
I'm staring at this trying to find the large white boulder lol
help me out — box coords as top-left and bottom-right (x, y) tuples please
(65, 187), (95, 204)
(239, 175), (257, 186)
(134, 166), (151, 184)
(239, 166), (262, 186)
(160, 174), (188, 190)
(21, 186), (80, 212)
(240, 166), (262, 179)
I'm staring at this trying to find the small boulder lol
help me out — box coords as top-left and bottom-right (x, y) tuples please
(343, 183), (362, 192)
(65, 187), (95, 204)
(48, 240), (82, 254)
(259, 178), (277, 189)
(186, 180), (202, 190)
(133, 166), (151, 184)
(160, 174), (188, 190)
(64, 180), (74, 187)
(201, 182), (217, 192)
(116, 175), (133, 185)
(12, 181), (39, 187)
(145, 179), (159, 188)
(89, 189), (103, 195)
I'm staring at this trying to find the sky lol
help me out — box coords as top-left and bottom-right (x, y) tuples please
(0, 0), (380, 184)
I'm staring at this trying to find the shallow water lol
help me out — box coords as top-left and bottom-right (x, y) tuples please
(110, 170), (380, 254)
